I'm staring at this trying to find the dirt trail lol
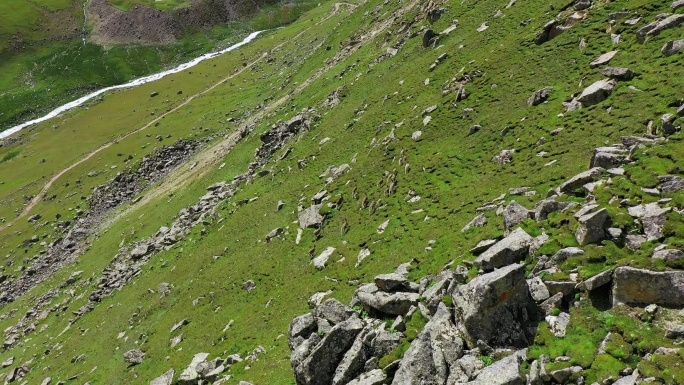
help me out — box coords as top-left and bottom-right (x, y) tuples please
(0, 0), (391, 233)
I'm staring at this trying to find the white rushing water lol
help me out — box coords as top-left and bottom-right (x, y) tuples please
(0, 30), (264, 140)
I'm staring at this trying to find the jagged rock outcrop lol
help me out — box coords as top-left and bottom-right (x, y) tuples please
(452, 263), (533, 348)
(392, 303), (464, 385)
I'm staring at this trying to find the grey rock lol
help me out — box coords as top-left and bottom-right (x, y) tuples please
(583, 269), (613, 291)
(589, 51), (618, 68)
(470, 239), (497, 255)
(602, 67), (635, 80)
(178, 352), (209, 383)
(475, 228), (533, 272)
(665, 325), (684, 339)
(265, 227), (283, 241)
(643, 209), (670, 242)
(675, 0), (684, 10)
(534, 199), (572, 221)
(637, 14), (684, 42)
(374, 273), (408, 292)
(314, 299), (354, 325)
(313, 246), (336, 270)
(453, 263), (532, 348)
(243, 280), (256, 293)
(461, 350), (526, 385)
(528, 87), (553, 106)
(550, 365), (583, 383)
(577, 79), (617, 107)
(294, 317), (364, 385)
(613, 267), (684, 306)
(662, 40), (684, 56)
(353, 284), (419, 316)
(131, 243), (150, 259)
(390, 332), (437, 385)
(468, 125), (482, 136)
(123, 349), (145, 365)
(1, 356), (14, 368)
(613, 373), (638, 385)
(371, 330), (403, 357)
(528, 359), (542, 385)
(591, 148), (627, 169)
(549, 247), (584, 267)
(534, 20), (564, 45)
(545, 281), (577, 298)
(462, 214), (487, 232)
(621, 135), (655, 147)
(546, 312), (570, 337)
(299, 205), (324, 229)
(558, 167), (604, 194)
(539, 292), (564, 316)
(527, 277), (551, 302)
(503, 201), (530, 234)
(392, 303), (464, 385)
(346, 369), (387, 385)
(661, 113), (678, 135)
(608, 227), (622, 239)
(653, 249), (684, 261)
(575, 208), (608, 246)
(626, 234), (647, 251)
(332, 324), (377, 385)
(659, 175), (684, 193)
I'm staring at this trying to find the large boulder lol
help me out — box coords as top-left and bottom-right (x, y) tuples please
(299, 205), (324, 229)
(289, 313), (317, 349)
(628, 203), (670, 241)
(575, 208), (608, 246)
(637, 14), (684, 42)
(558, 167), (604, 194)
(293, 317), (364, 385)
(460, 350), (526, 385)
(392, 303), (464, 385)
(534, 199), (572, 221)
(452, 263), (533, 348)
(577, 79), (616, 107)
(475, 228), (533, 272)
(352, 284), (419, 316)
(601, 67), (635, 80)
(612, 267), (684, 307)
(503, 201), (530, 234)
(590, 147), (627, 168)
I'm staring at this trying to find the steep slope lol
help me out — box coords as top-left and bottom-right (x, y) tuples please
(0, 0), (682, 384)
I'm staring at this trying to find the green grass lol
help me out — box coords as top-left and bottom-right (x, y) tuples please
(0, 0), (682, 383)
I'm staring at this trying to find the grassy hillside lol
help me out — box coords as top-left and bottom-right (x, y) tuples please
(0, 0), (315, 132)
(0, 0), (682, 383)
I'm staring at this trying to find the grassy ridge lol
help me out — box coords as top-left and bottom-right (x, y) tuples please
(0, 0), (682, 383)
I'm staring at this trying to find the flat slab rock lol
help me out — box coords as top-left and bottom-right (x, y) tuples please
(612, 267), (684, 307)
(459, 350), (526, 385)
(589, 50), (618, 68)
(475, 228), (533, 271)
